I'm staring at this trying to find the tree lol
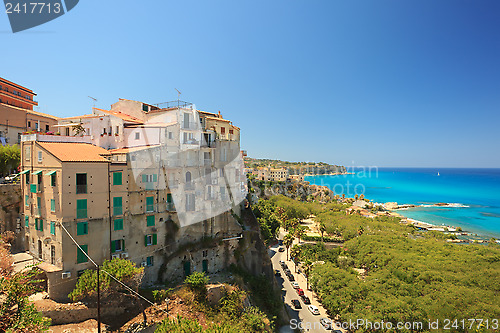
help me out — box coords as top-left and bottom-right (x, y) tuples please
(303, 259), (313, 290)
(69, 258), (144, 302)
(319, 222), (326, 243)
(0, 235), (50, 332)
(0, 145), (20, 177)
(184, 271), (209, 301)
(294, 226), (306, 244)
(283, 233), (294, 261)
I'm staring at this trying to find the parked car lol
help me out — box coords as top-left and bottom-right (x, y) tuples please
(278, 247), (285, 252)
(308, 305), (320, 315)
(284, 268), (291, 275)
(296, 288), (304, 296)
(291, 299), (301, 309)
(320, 318), (332, 329)
(278, 239), (283, 246)
(287, 273), (295, 282)
(274, 269), (281, 277)
(291, 282), (299, 289)
(279, 260), (285, 267)
(300, 295), (311, 304)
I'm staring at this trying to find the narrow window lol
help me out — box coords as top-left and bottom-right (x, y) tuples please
(50, 199), (55, 212)
(114, 218), (123, 231)
(113, 172), (122, 185)
(51, 245), (56, 264)
(51, 173), (56, 186)
(38, 151), (42, 162)
(50, 221), (56, 235)
(77, 245), (88, 263)
(146, 215), (155, 227)
(25, 216), (29, 227)
(76, 173), (87, 194)
(145, 234), (157, 246)
(76, 199), (87, 219)
(146, 196), (154, 213)
(113, 197), (123, 216)
(146, 256), (154, 266)
(111, 239), (124, 253)
(135, 132), (140, 140)
(77, 221), (88, 235)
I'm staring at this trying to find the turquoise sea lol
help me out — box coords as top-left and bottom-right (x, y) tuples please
(305, 168), (500, 238)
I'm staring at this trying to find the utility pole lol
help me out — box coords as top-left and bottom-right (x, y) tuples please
(97, 265), (101, 333)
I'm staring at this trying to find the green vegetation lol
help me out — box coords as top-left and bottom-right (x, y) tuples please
(184, 271), (209, 302)
(0, 145), (20, 177)
(0, 233), (50, 332)
(69, 258), (144, 302)
(259, 195), (500, 332)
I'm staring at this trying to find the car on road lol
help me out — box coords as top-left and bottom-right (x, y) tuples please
(284, 268), (291, 274)
(274, 269), (281, 277)
(279, 260), (285, 267)
(296, 288), (304, 296)
(291, 299), (301, 309)
(308, 305), (320, 315)
(278, 247), (285, 252)
(291, 282), (299, 289)
(287, 274), (295, 281)
(278, 239), (283, 246)
(320, 318), (333, 329)
(300, 295), (310, 304)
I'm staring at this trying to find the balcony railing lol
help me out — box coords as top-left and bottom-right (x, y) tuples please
(166, 202), (175, 211)
(185, 182), (195, 191)
(76, 185), (87, 194)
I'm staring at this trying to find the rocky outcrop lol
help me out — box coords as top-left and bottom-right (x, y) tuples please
(0, 184), (23, 251)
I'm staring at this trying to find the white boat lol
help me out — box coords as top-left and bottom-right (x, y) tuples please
(437, 172), (440, 176)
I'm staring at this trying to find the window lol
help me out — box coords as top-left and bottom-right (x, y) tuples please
(142, 174), (157, 183)
(65, 127), (70, 136)
(51, 245), (55, 265)
(25, 146), (30, 161)
(27, 121), (31, 128)
(113, 197), (123, 215)
(25, 216), (29, 228)
(25, 171), (30, 184)
(38, 151), (42, 162)
(50, 199), (55, 212)
(50, 221), (56, 235)
(37, 173), (42, 185)
(114, 218), (123, 231)
(142, 103), (149, 112)
(45, 125), (49, 132)
(35, 218), (43, 231)
(145, 234), (157, 246)
(221, 127), (225, 134)
(76, 173), (87, 194)
(111, 239), (124, 253)
(168, 131), (173, 139)
(203, 250), (208, 257)
(146, 256), (154, 266)
(51, 173), (56, 186)
(146, 196), (154, 213)
(77, 245), (88, 263)
(146, 215), (155, 227)
(135, 132), (140, 140)
(116, 126), (119, 134)
(25, 195), (29, 206)
(113, 172), (122, 185)
(186, 193), (195, 211)
(76, 199), (87, 219)
(229, 129), (234, 134)
(183, 113), (190, 128)
(77, 221), (88, 235)
(35, 122), (39, 130)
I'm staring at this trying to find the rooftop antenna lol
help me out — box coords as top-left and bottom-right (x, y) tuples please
(88, 96), (97, 110)
(175, 88), (181, 109)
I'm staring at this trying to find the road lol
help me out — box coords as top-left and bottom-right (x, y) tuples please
(270, 241), (342, 333)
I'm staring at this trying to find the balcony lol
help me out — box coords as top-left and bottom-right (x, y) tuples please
(185, 182), (195, 191)
(145, 203), (157, 214)
(166, 202), (175, 211)
(181, 122), (198, 130)
(204, 159), (212, 166)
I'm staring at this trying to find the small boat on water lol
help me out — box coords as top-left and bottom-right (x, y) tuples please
(437, 172), (440, 176)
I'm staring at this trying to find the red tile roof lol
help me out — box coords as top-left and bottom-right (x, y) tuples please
(94, 108), (143, 124)
(38, 142), (111, 162)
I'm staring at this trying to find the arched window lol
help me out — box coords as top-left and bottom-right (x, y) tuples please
(185, 171), (192, 183)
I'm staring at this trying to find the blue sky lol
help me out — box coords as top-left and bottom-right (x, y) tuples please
(2, 0), (499, 168)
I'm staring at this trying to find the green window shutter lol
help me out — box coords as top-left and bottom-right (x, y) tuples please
(39, 219), (43, 231)
(142, 174), (148, 183)
(113, 197), (123, 216)
(77, 245), (88, 263)
(146, 215), (155, 227)
(113, 172), (122, 185)
(50, 221), (55, 235)
(145, 235), (148, 247)
(35, 219), (38, 231)
(153, 233), (157, 245)
(146, 196), (154, 212)
(111, 240), (116, 253)
(153, 174), (157, 182)
(77, 222), (88, 235)
(50, 199), (55, 212)
(25, 195), (29, 206)
(166, 193), (172, 203)
(25, 216), (29, 228)
(51, 174), (56, 186)
(76, 199), (87, 219)
(37, 197), (41, 215)
(30, 184), (37, 193)
(114, 218), (123, 231)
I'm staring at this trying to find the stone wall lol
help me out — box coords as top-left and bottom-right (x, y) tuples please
(0, 184), (24, 251)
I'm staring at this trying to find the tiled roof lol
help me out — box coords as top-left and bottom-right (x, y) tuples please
(26, 109), (59, 120)
(38, 142), (111, 162)
(109, 145), (161, 154)
(94, 108), (143, 124)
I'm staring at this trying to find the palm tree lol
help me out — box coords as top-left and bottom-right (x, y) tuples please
(319, 222), (326, 243)
(283, 233), (294, 261)
(290, 245), (301, 273)
(295, 226), (306, 244)
(303, 259), (313, 290)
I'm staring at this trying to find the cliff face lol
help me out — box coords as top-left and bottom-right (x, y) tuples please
(0, 184), (23, 251)
(287, 164), (347, 175)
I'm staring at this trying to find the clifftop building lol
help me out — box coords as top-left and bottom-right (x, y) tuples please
(0, 76), (58, 145)
(21, 99), (246, 300)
